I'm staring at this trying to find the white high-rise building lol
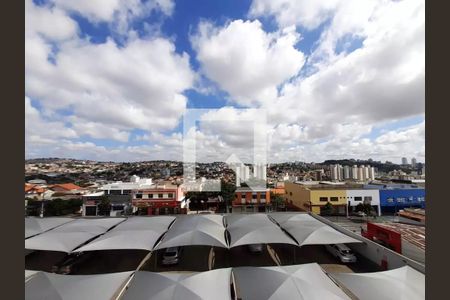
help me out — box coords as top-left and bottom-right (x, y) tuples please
(357, 166), (364, 181)
(343, 165), (350, 179)
(331, 165), (339, 181)
(352, 165), (358, 180)
(411, 158), (417, 168)
(368, 167), (376, 180)
(402, 157), (408, 165)
(363, 165), (370, 180)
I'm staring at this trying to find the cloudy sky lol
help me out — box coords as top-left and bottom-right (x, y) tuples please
(25, 0), (425, 163)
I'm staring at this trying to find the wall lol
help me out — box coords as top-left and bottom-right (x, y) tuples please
(310, 213), (425, 274)
(284, 182), (311, 211)
(346, 189), (381, 216)
(379, 188), (426, 212)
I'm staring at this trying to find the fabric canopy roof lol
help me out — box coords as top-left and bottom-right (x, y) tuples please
(269, 213), (361, 246)
(154, 215), (227, 249)
(25, 271), (133, 300)
(330, 266), (425, 300)
(25, 218), (125, 253)
(121, 268), (232, 300)
(226, 214), (297, 248)
(233, 263), (350, 300)
(25, 217), (74, 239)
(74, 216), (175, 252)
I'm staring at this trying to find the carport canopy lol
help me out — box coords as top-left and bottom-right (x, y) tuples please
(25, 271), (133, 300)
(25, 217), (74, 239)
(233, 263), (350, 300)
(269, 213), (361, 246)
(226, 214), (298, 248)
(154, 215), (227, 249)
(74, 216), (175, 252)
(25, 218), (125, 253)
(330, 266), (425, 300)
(121, 268), (232, 300)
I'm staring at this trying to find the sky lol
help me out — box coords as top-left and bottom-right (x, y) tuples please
(25, 0), (425, 164)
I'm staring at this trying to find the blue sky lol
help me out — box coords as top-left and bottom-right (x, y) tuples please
(25, 0), (425, 163)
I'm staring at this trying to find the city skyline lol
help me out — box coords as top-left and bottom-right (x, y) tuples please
(26, 0), (425, 163)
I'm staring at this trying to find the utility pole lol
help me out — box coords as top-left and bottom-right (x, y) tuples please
(39, 201), (44, 218)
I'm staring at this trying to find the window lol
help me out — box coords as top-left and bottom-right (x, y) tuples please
(122, 190), (131, 195)
(330, 197), (338, 202)
(261, 193), (266, 199)
(168, 193), (174, 198)
(135, 194), (142, 199)
(158, 194), (163, 198)
(364, 196), (372, 202)
(319, 197), (328, 202)
(354, 197), (362, 201)
(148, 194), (153, 198)
(252, 193), (257, 199)
(110, 190), (122, 195)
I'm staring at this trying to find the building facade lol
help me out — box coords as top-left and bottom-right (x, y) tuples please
(284, 182), (348, 215)
(131, 185), (185, 215)
(232, 187), (271, 213)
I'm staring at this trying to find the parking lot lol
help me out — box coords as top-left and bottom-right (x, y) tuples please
(69, 250), (149, 274)
(26, 244), (382, 274)
(142, 246), (216, 272)
(25, 250), (68, 272)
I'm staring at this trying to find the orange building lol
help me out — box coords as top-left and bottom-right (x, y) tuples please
(233, 187), (271, 213)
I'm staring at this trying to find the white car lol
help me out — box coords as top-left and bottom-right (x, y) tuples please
(162, 247), (182, 265)
(325, 244), (357, 263)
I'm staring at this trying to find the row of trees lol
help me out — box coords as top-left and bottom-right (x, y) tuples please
(26, 198), (83, 216)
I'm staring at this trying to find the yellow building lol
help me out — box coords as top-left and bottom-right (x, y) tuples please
(284, 182), (353, 215)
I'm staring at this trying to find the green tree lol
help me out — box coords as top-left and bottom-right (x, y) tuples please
(271, 192), (285, 211)
(220, 180), (236, 213)
(97, 196), (111, 216)
(322, 201), (334, 216)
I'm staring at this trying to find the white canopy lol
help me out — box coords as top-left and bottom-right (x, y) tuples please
(226, 214), (297, 248)
(154, 215), (227, 249)
(121, 268), (232, 300)
(25, 218), (125, 253)
(233, 263), (350, 300)
(74, 216), (176, 252)
(25, 271), (133, 300)
(25, 270), (39, 281)
(269, 213), (361, 246)
(25, 217), (74, 239)
(330, 266), (425, 300)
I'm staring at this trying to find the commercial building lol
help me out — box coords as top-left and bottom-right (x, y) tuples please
(285, 182), (382, 216)
(364, 183), (425, 213)
(131, 184), (184, 215)
(100, 176), (154, 212)
(346, 189), (381, 216)
(232, 187), (271, 213)
(284, 182), (349, 215)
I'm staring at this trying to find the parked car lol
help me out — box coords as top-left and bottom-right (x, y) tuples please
(325, 244), (357, 263)
(247, 244), (264, 253)
(51, 252), (93, 274)
(162, 247), (182, 265)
